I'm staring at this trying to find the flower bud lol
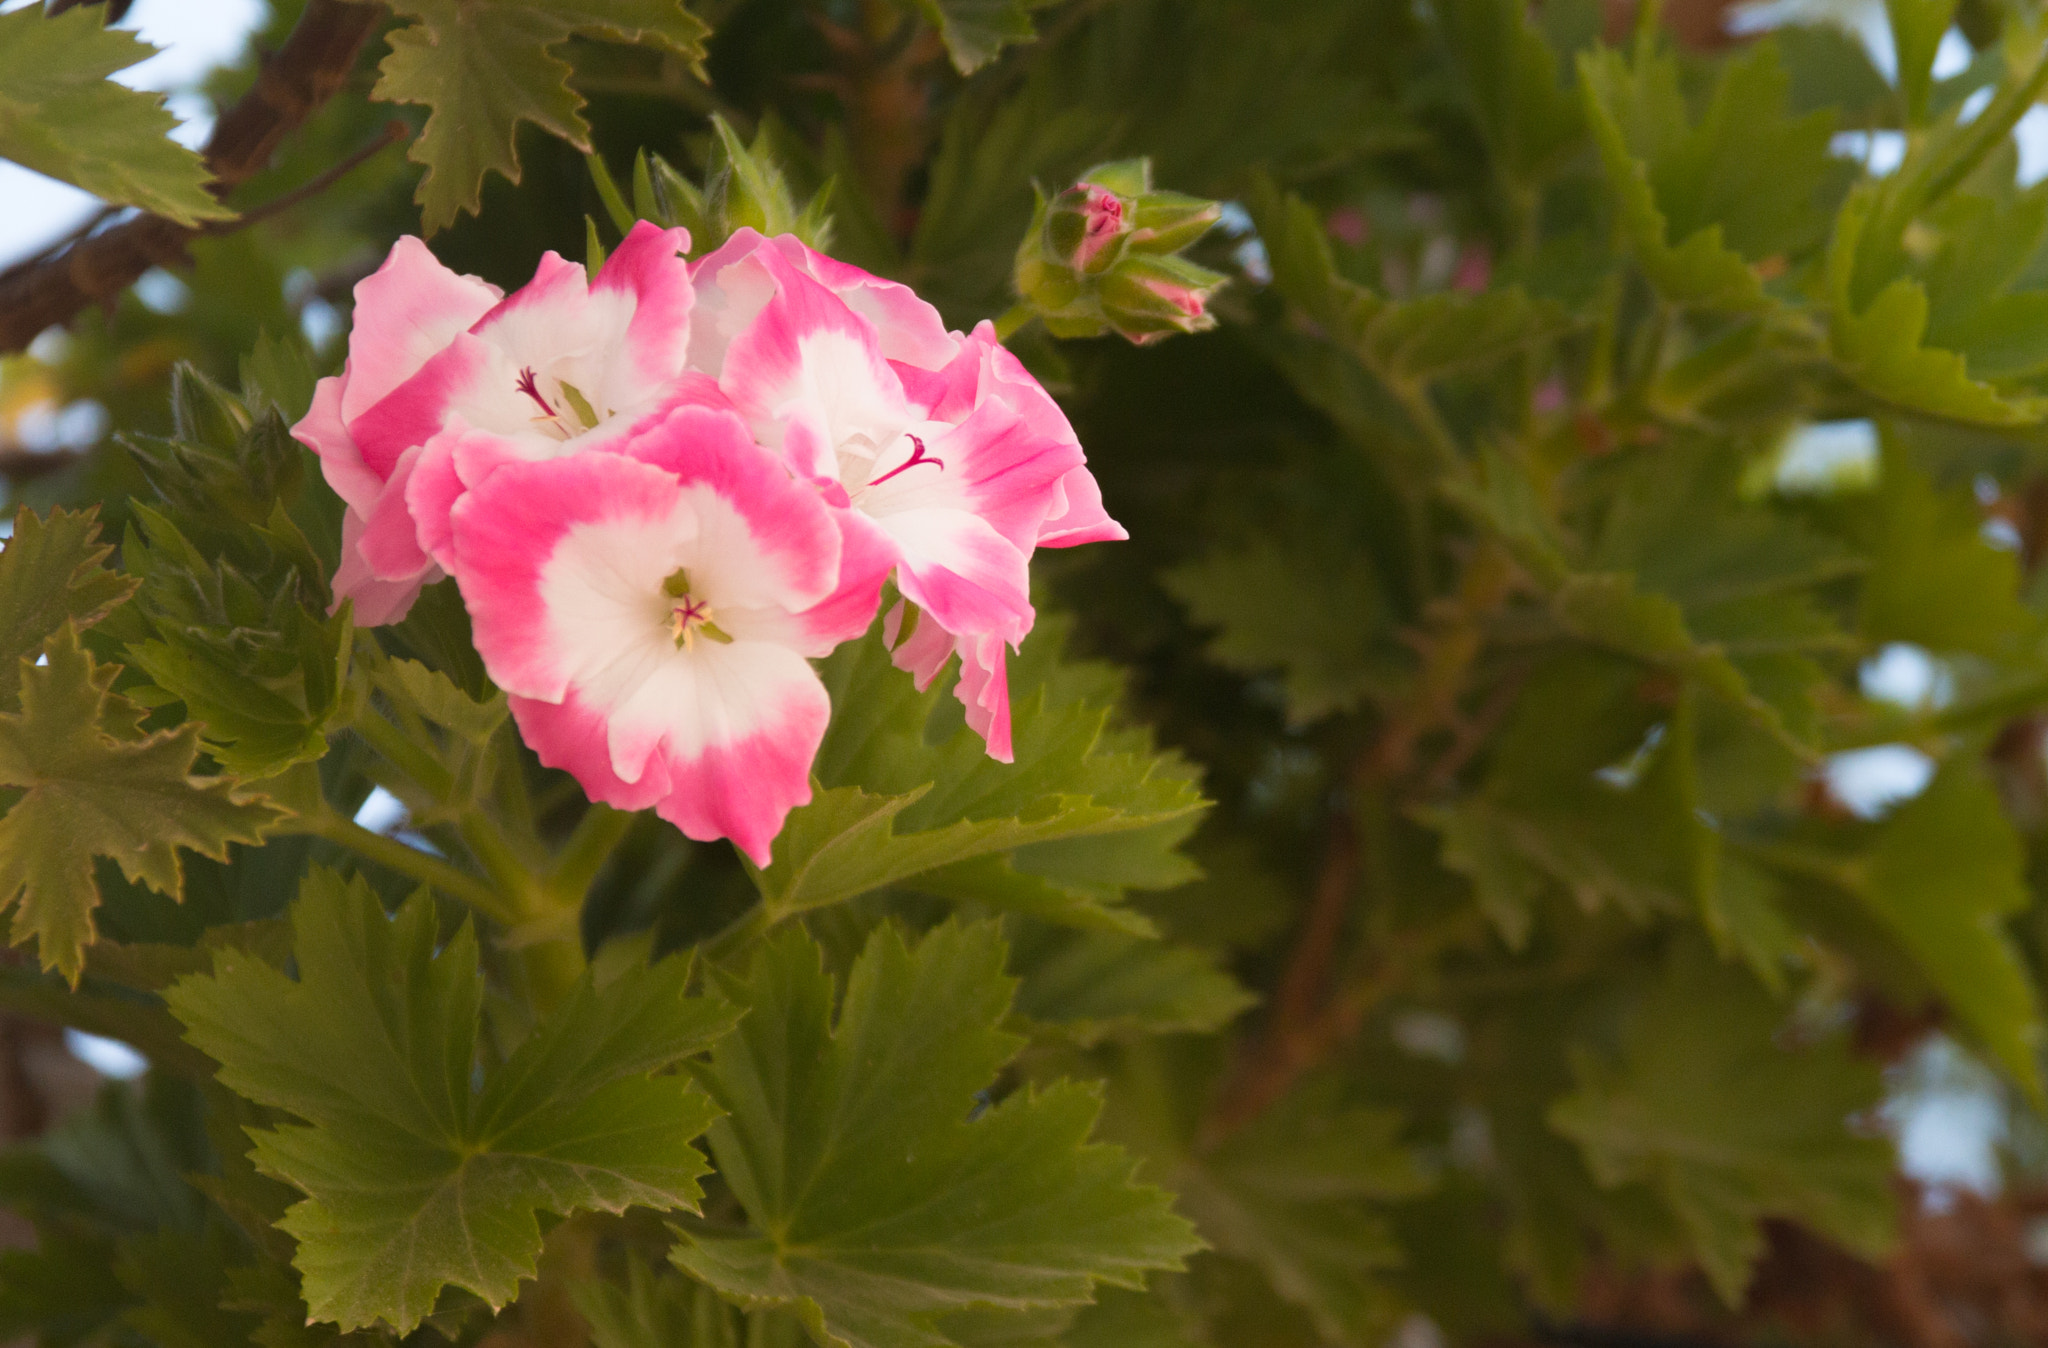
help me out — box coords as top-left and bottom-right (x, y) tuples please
(1046, 183), (1126, 272)
(1095, 254), (1221, 344)
(1012, 158), (1227, 346)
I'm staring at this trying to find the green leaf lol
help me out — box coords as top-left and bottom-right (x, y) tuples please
(122, 504), (352, 779)
(1006, 922), (1254, 1044)
(1852, 762), (2043, 1095)
(0, 627), (282, 981)
(1171, 1086), (1433, 1344)
(1859, 438), (2032, 655)
(1442, 654), (1715, 921)
(1060, 1285), (1204, 1348)
(1435, 0), (1583, 185)
(0, 505), (137, 708)
(1577, 48), (1772, 309)
(1826, 188), (2048, 424)
(673, 921), (1200, 1348)
(164, 869), (735, 1333)
(910, 0), (1039, 74)
(0, 6), (230, 226)
(1245, 180), (1571, 384)
(748, 623), (1204, 928)
(369, 0), (710, 231)
(1163, 534), (1404, 725)
(1549, 943), (1896, 1304)
(1888, 0), (1960, 126)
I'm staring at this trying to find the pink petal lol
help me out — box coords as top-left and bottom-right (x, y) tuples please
(880, 506), (1033, 642)
(717, 247), (914, 462)
(599, 639), (828, 865)
(956, 631), (1013, 762)
(339, 237), (501, 427)
(510, 690), (674, 814)
(593, 220), (695, 391)
(348, 331), (494, 481)
(1037, 465), (1127, 548)
(685, 228), (780, 379)
(862, 397), (1082, 553)
(330, 508), (433, 626)
(885, 598), (956, 689)
(449, 452), (686, 703)
(622, 403), (844, 614)
(355, 445), (435, 584)
(765, 234), (961, 369)
(295, 364), (381, 509)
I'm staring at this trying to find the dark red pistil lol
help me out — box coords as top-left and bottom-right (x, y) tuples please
(869, 434), (945, 487)
(515, 367), (556, 417)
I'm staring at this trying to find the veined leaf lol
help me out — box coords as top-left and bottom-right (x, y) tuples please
(0, 506), (137, 708)
(369, 0), (711, 231)
(0, 628), (282, 982)
(0, 7), (230, 226)
(673, 922), (1200, 1348)
(165, 870), (736, 1333)
(748, 623), (1203, 928)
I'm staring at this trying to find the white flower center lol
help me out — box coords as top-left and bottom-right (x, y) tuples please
(660, 568), (732, 651)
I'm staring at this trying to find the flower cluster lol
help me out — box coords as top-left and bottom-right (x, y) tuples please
(295, 224), (1123, 863)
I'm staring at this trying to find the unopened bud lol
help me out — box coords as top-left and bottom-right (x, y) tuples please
(1012, 158), (1226, 346)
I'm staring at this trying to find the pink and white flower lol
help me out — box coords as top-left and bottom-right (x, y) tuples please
(447, 402), (888, 864)
(294, 221), (698, 624)
(685, 230), (1124, 759)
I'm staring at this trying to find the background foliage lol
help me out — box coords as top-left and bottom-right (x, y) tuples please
(8, 0), (2048, 1343)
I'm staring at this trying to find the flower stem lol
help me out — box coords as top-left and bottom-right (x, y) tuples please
(354, 704), (455, 802)
(992, 303), (1037, 343)
(547, 804), (635, 903)
(296, 809), (517, 925)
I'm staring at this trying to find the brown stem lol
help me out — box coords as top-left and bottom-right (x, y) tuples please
(197, 118), (408, 237)
(825, 0), (942, 242)
(0, 0), (383, 355)
(1201, 544), (1518, 1143)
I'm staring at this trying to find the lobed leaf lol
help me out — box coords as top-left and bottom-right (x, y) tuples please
(0, 628), (282, 982)
(674, 921), (1201, 1348)
(165, 870), (736, 1333)
(0, 6), (230, 226)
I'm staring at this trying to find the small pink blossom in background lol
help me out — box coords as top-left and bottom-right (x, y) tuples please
(293, 225), (1124, 859)
(1453, 246), (1492, 294)
(1325, 206), (1369, 249)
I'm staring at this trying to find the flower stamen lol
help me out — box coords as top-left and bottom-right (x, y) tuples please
(662, 568), (734, 650)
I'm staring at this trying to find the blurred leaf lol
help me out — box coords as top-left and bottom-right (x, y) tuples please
(0, 6), (230, 226)
(910, 0), (1039, 73)
(1550, 943), (1895, 1303)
